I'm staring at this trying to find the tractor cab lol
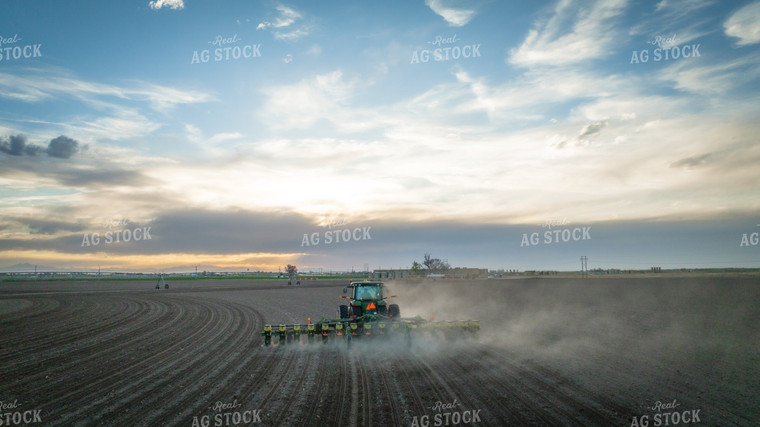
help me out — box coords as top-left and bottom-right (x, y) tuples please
(341, 281), (399, 319)
(347, 282), (382, 300)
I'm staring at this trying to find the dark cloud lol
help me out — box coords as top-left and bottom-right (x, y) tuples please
(552, 120), (609, 150)
(578, 120), (608, 141)
(0, 209), (757, 271)
(0, 134), (82, 159)
(24, 144), (45, 156)
(670, 153), (713, 169)
(149, 209), (315, 254)
(51, 168), (149, 187)
(46, 135), (80, 159)
(24, 217), (88, 235)
(552, 138), (570, 149)
(0, 158), (150, 189)
(0, 216), (88, 235)
(0, 134), (45, 156)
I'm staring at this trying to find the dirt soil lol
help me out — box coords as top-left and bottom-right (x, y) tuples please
(0, 276), (758, 426)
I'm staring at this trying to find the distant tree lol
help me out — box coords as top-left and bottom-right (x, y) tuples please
(286, 264), (298, 279)
(411, 261), (423, 272)
(423, 253), (436, 271)
(421, 254), (450, 273)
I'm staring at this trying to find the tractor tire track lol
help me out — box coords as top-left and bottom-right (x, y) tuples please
(365, 355), (400, 427)
(302, 348), (332, 426)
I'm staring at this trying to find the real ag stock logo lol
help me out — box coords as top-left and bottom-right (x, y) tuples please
(191, 399), (262, 427)
(300, 218), (372, 247)
(0, 399), (43, 425)
(191, 33), (261, 64)
(409, 399), (482, 427)
(630, 399), (701, 426)
(410, 34), (481, 64)
(630, 33), (701, 64)
(0, 33), (42, 63)
(81, 218), (152, 247)
(520, 218), (591, 247)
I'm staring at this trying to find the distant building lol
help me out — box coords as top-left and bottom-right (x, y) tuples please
(370, 267), (488, 280)
(371, 269), (415, 280)
(445, 267), (488, 279)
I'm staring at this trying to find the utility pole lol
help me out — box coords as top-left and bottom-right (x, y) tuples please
(580, 256), (588, 277)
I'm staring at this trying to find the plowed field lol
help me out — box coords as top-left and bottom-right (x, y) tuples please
(1, 276), (757, 426)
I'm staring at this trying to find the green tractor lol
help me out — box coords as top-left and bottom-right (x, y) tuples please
(261, 281), (479, 346)
(339, 281), (400, 320)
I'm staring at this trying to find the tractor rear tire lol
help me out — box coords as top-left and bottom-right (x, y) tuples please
(339, 305), (350, 319)
(389, 304), (400, 319)
(377, 305), (388, 316)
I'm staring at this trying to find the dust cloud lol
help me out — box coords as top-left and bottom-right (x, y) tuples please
(384, 276), (760, 367)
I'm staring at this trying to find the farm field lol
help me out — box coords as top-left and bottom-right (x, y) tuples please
(0, 276), (758, 426)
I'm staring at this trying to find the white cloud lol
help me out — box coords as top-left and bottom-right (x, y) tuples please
(628, 0), (715, 52)
(660, 54), (760, 96)
(306, 45), (322, 56)
(129, 83), (215, 112)
(0, 70), (213, 142)
(425, 0), (476, 27)
(257, 5), (301, 29)
(209, 132), (244, 144)
(509, 0), (627, 67)
(409, 67), (627, 125)
(245, 40), (759, 223)
(654, 0), (715, 16)
(259, 70), (359, 129)
(724, 2), (760, 46)
(75, 114), (161, 140)
(257, 4), (309, 40)
(0, 70), (214, 112)
(148, 0), (184, 10)
(183, 125), (244, 158)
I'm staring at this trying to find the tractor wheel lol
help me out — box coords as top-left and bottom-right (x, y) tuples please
(349, 306), (361, 318)
(377, 305), (388, 316)
(389, 304), (400, 319)
(339, 305), (350, 319)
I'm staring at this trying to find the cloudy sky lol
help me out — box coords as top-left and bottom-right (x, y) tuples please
(1, 0), (759, 272)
